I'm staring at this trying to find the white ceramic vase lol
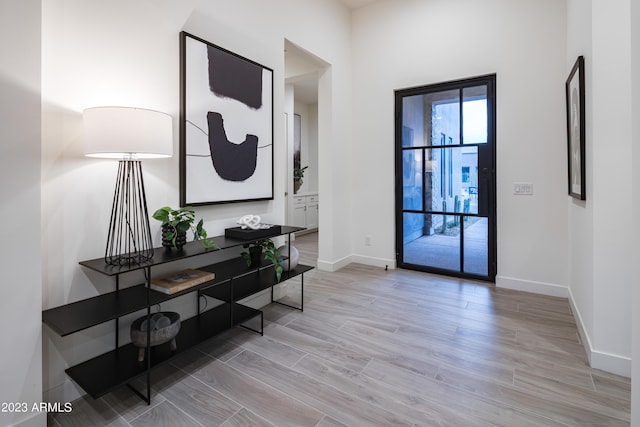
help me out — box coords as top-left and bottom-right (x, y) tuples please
(277, 244), (299, 270)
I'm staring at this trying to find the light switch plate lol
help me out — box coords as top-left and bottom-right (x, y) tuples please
(513, 182), (533, 195)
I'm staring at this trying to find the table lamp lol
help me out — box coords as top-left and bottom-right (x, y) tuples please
(83, 107), (173, 266)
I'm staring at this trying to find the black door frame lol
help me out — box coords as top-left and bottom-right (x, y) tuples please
(394, 74), (497, 282)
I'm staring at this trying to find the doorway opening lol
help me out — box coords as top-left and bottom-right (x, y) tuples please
(284, 40), (328, 263)
(395, 75), (496, 282)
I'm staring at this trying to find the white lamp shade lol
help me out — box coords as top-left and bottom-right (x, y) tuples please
(83, 107), (173, 159)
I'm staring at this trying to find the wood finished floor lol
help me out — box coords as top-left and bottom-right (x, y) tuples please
(50, 233), (631, 426)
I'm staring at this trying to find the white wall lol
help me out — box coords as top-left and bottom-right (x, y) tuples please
(566, 0), (633, 377)
(350, 0), (569, 285)
(632, 0), (640, 417)
(41, 0), (352, 403)
(0, 2), (44, 426)
(591, 0), (632, 376)
(565, 0), (595, 367)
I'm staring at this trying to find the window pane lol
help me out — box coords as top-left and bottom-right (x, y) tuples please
(463, 86), (487, 144)
(425, 146), (478, 214)
(432, 90), (460, 146)
(402, 90), (460, 147)
(401, 96), (425, 147)
(464, 217), (488, 276)
(403, 213), (460, 271)
(402, 149), (423, 210)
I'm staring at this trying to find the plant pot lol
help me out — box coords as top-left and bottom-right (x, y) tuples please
(248, 246), (263, 268)
(130, 312), (181, 362)
(294, 180), (302, 194)
(162, 224), (187, 250)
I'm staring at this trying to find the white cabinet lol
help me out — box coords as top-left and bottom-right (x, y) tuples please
(305, 195), (318, 229)
(292, 194), (319, 229)
(292, 196), (307, 228)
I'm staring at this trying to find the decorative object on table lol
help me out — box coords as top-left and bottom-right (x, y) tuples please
(277, 244), (299, 270)
(149, 269), (215, 295)
(152, 206), (216, 250)
(83, 107), (173, 266)
(180, 31), (274, 206)
(130, 312), (181, 362)
(240, 239), (284, 281)
(237, 214), (266, 230)
(293, 165), (308, 195)
(565, 55), (586, 201)
(225, 216), (281, 240)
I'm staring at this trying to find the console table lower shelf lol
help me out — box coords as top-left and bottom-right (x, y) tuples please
(64, 264), (312, 402)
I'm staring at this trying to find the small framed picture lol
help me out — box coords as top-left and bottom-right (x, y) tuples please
(566, 55), (585, 200)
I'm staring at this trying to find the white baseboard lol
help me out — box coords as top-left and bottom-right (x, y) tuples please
(317, 255), (352, 272)
(495, 275), (568, 297)
(568, 288), (631, 378)
(351, 254), (396, 269)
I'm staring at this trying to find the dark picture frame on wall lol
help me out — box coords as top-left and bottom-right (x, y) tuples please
(179, 31), (274, 206)
(565, 55), (585, 200)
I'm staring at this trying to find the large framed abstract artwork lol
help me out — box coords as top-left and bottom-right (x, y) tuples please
(180, 32), (274, 206)
(565, 55), (585, 201)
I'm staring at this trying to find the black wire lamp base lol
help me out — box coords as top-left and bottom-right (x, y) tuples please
(105, 159), (154, 266)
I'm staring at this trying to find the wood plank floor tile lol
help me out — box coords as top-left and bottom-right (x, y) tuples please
(147, 364), (242, 426)
(102, 384), (166, 423)
(513, 368), (630, 419)
(592, 370), (632, 401)
(187, 356), (325, 426)
(219, 408), (275, 427)
(229, 332), (307, 367)
(226, 349), (415, 426)
(362, 358), (562, 426)
(264, 322), (372, 372)
(129, 400), (202, 427)
(315, 415), (349, 427)
(293, 353), (483, 426)
(54, 395), (131, 427)
(286, 316), (441, 377)
(436, 365), (629, 426)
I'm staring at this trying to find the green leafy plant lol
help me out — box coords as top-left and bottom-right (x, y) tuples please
(240, 239), (284, 282)
(152, 206), (216, 249)
(293, 165), (308, 193)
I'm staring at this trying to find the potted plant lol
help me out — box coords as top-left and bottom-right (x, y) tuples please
(293, 165), (308, 194)
(152, 206), (216, 250)
(241, 239), (284, 282)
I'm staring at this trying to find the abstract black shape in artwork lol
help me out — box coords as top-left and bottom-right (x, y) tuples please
(207, 112), (258, 181)
(208, 46), (263, 109)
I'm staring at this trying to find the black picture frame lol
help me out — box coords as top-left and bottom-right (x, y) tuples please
(566, 55), (585, 200)
(179, 31), (274, 206)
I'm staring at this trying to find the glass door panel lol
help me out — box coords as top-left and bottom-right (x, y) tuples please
(463, 217), (488, 276)
(425, 146), (478, 215)
(402, 149), (423, 210)
(395, 75), (496, 281)
(463, 86), (488, 144)
(403, 213), (461, 271)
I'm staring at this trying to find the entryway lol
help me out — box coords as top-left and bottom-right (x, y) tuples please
(395, 75), (496, 281)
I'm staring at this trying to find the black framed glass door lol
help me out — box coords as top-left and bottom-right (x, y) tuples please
(395, 75), (496, 281)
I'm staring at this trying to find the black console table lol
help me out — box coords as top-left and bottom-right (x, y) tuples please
(42, 226), (311, 404)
